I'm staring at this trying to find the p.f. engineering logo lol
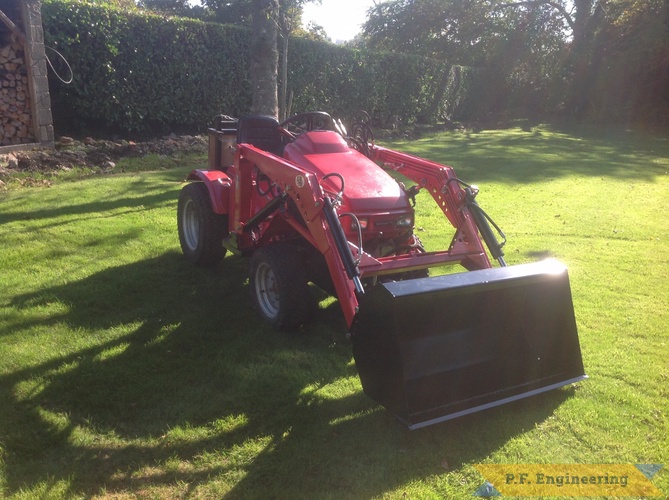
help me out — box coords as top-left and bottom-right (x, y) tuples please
(473, 464), (664, 497)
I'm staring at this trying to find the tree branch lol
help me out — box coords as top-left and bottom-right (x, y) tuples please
(496, 0), (576, 32)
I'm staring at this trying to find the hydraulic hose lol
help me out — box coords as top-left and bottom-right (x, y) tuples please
(465, 187), (507, 267)
(322, 196), (365, 295)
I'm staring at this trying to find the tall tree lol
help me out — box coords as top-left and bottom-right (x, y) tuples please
(250, 0), (280, 117)
(139, 0), (189, 14)
(203, 0), (319, 118)
(202, 0), (254, 24)
(139, 0), (208, 19)
(363, 0), (570, 118)
(362, 0), (578, 64)
(277, 0), (320, 119)
(363, 0), (499, 65)
(581, 0), (669, 122)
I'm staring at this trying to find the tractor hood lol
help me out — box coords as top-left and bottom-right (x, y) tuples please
(283, 131), (409, 212)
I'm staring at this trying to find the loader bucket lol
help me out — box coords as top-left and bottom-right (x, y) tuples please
(351, 260), (586, 430)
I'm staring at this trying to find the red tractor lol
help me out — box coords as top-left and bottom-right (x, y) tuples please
(177, 112), (586, 429)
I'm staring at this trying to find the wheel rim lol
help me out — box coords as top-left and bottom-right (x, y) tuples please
(255, 261), (280, 319)
(182, 199), (200, 251)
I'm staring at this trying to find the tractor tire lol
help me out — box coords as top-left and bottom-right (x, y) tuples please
(177, 182), (227, 266)
(249, 244), (311, 331)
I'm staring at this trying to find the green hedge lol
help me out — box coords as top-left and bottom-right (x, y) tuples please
(43, 1), (474, 137)
(286, 38), (447, 126)
(44, 1), (252, 136)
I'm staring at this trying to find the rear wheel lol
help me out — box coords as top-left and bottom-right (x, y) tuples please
(249, 244), (310, 331)
(177, 182), (227, 265)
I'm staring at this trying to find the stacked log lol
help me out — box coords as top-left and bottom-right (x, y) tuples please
(0, 34), (34, 146)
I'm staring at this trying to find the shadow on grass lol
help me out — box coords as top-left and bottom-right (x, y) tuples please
(0, 169), (187, 227)
(2, 250), (577, 497)
(398, 125), (669, 184)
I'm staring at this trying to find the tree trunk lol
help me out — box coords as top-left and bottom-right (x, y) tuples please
(566, 0), (604, 117)
(279, 33), (288, 121)
(250, 0), (279, 118)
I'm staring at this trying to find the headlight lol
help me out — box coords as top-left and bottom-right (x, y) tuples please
(396, 216), (413, 227)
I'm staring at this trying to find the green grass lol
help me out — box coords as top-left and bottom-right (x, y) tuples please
(1, 125), (668, 499)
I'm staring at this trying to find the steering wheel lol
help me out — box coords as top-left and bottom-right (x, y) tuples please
(279, 112), (333, 139)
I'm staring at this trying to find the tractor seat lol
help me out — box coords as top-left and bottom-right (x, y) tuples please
(236, 115), (284, 156)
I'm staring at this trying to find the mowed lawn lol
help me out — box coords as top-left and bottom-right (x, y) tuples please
(0, 125), (667, 499)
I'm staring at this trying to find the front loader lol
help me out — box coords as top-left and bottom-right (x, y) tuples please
(177, 112), (586, 429)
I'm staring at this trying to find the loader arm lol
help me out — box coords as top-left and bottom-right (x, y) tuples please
(236, 144), (361, 328)
(371, 145), (492, 270)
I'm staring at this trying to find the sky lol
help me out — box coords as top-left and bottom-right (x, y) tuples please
(301, 0), (378, 43)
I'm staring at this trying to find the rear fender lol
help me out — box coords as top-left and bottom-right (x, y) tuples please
(186, 170), (232, 215)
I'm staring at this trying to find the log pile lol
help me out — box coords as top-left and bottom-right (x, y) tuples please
(0, 35), (34, 146)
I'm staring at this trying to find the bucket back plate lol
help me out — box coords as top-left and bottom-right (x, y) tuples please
(351, 260), (586, 429)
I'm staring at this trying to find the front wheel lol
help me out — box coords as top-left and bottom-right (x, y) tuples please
(177, 182), (227, 265)
(249, 244), (311, 331)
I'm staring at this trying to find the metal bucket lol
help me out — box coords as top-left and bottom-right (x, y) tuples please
(351, 260), (586, 429)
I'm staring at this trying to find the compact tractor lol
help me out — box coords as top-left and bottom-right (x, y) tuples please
(177, 112), (586, 429)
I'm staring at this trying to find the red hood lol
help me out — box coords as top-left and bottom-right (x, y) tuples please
(283, 131), (410, 213)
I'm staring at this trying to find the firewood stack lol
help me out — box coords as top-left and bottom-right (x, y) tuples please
(1, 34), (34, 146)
